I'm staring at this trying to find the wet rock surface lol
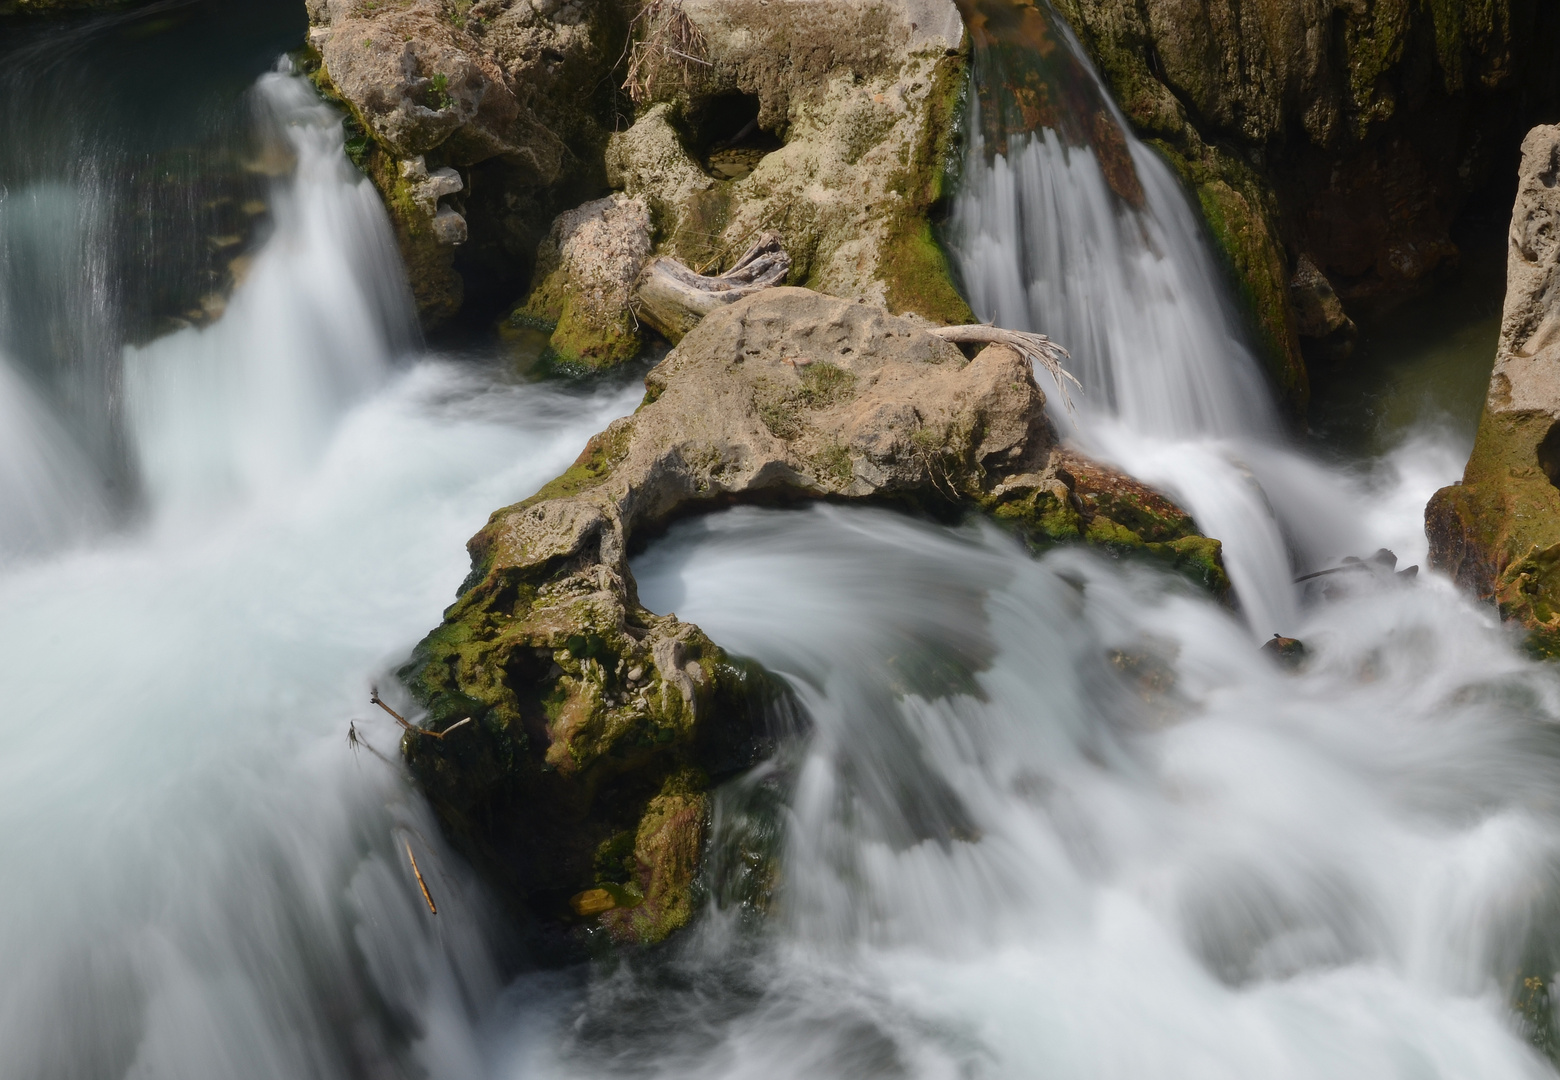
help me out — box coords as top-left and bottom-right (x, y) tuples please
(1428, 125), (1560, 654)
(400, 287), (1225, 946)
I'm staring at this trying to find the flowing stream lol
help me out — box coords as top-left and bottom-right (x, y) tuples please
(3, 2), (1558, 1079)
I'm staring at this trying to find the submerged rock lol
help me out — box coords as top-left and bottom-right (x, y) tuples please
(1428, 125), (1560, 656)
(401, 288), (1226, 946)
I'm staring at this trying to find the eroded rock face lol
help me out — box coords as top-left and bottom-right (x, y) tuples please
(597, 0), (973, 332)
(1428, 125), (1560, 653)
(1046, 0), (1560, 404)
(400, 288), (1226, 945)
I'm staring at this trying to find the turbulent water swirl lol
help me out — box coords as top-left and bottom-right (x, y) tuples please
(0, 2), (1555, 1079)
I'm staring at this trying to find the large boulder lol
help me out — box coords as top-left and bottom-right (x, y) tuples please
(1428, 125), (1560, 654)
(1042, 0), (1560, 408)
(517, 194), (654, 370)
(400, 288), (1226, 947)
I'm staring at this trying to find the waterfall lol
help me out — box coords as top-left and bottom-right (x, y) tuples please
(0, 2), (1546, 1078)
(0, 353), (107, 560)
(124, 67), (416, 521)
(942, 1), (1410, 637)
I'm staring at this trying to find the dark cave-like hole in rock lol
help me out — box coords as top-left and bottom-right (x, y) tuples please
(686, 92), (783, 182)
(1537, 419), (1560, 490)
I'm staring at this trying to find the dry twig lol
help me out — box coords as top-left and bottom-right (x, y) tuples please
(404, 840), (438, 915)
(370, 689), (471, 740)
(926, 324), (1082, 413)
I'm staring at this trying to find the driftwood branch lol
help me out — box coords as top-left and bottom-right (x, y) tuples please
(634, 231), (792, 342)
(404, 840), (438, 915)
(927, 324), (1081, 412)
(370, 689), (470, 740)
(632, 234), (1082, 410)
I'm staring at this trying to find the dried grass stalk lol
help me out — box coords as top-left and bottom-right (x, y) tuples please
(624, 0), (711, 106)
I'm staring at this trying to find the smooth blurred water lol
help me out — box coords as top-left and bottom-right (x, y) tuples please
(0, 1), (1549, 1078)
(943, 3), (1477, 638)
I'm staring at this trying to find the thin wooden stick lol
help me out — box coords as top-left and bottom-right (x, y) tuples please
(926, 324), (1082, 413)
(437, 716), (474, 738)
(371, 691), (472, 739)
(404, 840), (437, 915)
(370, 689), (412, 729)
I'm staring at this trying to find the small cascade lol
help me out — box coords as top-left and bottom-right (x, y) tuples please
(124, 67), (415, 520)
(947, 0), (1276, 438)
(944, 0), (1365, 635)
(0, 353), (107, 561)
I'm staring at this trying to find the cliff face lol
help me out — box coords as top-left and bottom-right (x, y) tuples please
(1050, 0), (1560, 411)
(1427, 125), (1560, 655)
(307, 0), (972, 345)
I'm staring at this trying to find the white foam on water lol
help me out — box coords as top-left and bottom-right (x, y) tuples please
(124, 69), (416, 523)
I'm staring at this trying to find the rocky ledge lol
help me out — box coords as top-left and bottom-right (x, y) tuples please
(399, 287), (1225, 946)
(1428, 125), (1560, 656)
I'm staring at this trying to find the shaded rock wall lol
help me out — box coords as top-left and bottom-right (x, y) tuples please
(1427, 124), (1560, 654)
(306, 0), (632, 328)
(1048, 0), (1560, 411)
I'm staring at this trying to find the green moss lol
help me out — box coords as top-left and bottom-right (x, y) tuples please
(882, 51), (977, 326)
(797, 362), (857, 407)
(985, 479), (1229, 597)
(522, 424), (633, 506)
(883, 217), (977, 326)
(814, 440), (855, 484)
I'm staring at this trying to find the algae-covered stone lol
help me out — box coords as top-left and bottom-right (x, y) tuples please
(401, 288), (1228, 947)
(1428, 125), (1560, 654)
(516, 194), (653, 370)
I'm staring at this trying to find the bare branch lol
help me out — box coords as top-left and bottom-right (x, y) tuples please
(927, 324), (1082, 413)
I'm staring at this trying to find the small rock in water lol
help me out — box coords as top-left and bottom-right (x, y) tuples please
(1263, 634), (1307, 670)
(568, 888), (616, 916)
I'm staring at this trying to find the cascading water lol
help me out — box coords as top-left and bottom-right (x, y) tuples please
(124, 69), (416, 520)
(2, 1), (1556, 1078)
(943, 1), (1455, 637)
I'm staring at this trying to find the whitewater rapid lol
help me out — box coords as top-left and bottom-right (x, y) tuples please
(1, 7), (1556, 1080)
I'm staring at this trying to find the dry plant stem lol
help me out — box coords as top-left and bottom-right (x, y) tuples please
(926, 324), (1081, 412)
(625, 0), (710, 106)
(404, 840), (438, 915)
(371, 690), (471, 739)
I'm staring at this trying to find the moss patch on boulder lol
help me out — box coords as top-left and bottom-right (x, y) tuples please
(1428, 125), (1560, 654)
(400, 288), (1228, 948)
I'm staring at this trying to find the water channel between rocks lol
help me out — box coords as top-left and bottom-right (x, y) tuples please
(1, 3), (1557, 1079)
